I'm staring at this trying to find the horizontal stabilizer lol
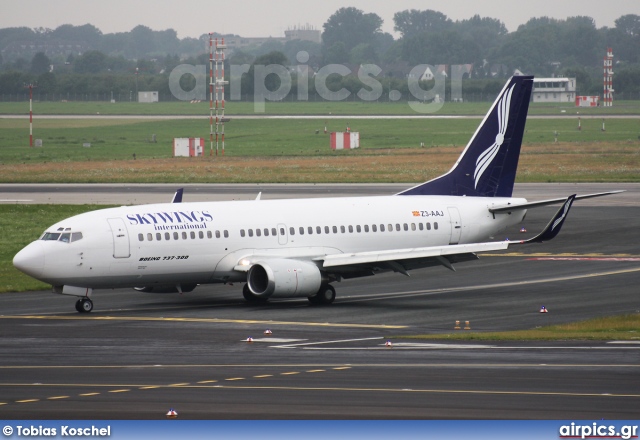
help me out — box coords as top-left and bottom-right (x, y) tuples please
(489, 190), (624, 213)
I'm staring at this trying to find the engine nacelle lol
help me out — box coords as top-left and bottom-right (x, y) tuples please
(247, 259), (322, 299)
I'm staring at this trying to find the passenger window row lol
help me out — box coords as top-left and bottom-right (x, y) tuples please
(138, 222), (440, 242)
(138, 229), (229, 242)
(239, 222), (438, 238)
(240, 227), (286, 238)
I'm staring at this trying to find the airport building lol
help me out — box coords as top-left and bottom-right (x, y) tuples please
(284, 25), (322, 44)
(532, 77), (576, 103)
(225, 25), (321, 51)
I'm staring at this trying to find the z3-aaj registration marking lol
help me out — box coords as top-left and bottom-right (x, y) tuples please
(412, 210), (444, 217)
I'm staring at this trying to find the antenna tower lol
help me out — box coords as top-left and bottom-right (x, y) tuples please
(216, 36), (228, 156)
(603, 48), (613, 107)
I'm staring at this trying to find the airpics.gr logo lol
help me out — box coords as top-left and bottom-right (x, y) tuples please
(559, 422), (638, 440)
(126, 210), (213, 230)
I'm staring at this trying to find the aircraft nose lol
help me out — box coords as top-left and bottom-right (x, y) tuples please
(13, 241), (45, 279)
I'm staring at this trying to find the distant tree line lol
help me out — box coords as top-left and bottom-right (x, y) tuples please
(0, 11), (639, 101)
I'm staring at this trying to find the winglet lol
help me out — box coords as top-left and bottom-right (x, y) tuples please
(519, 194), (576, 244)
(171, 188), (184, 203)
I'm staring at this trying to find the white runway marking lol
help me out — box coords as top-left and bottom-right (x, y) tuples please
(388, 343), (495, 349)
(273, 337), (382, 349)
(607, 341), (640, 345)
(242, 338), (307, 343)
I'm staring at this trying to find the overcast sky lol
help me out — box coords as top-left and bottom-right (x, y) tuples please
(3, 0), (638, 39)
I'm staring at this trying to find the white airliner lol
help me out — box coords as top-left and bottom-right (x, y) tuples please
(13, 76), (619, 313)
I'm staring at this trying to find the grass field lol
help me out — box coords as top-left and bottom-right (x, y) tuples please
(393, 314), (640, 341)
(2, 117), (637, 159)
(1, 99), (640, 116)
(0, 117), (638, 183)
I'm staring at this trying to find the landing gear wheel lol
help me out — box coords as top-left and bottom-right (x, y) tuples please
(308, 284), (336, 305)
(242, 284), (268, 303)
(76, 298), (93, 313)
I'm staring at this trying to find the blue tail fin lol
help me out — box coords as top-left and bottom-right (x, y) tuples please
(399, 75), (533, 197)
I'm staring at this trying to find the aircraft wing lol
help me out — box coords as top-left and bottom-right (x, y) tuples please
(316, 241), (508, 277)
(316, 194), (578, 277)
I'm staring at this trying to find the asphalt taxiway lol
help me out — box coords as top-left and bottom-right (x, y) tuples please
(0, 185), (638, 418)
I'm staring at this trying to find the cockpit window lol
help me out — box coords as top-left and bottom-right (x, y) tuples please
(41, 231), (83, 243)
(42, 232), (61, 241)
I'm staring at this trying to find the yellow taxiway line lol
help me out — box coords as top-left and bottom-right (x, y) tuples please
(0, 315), (406, 329)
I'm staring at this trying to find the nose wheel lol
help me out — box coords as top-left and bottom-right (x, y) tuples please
(75, 298), (94, 313)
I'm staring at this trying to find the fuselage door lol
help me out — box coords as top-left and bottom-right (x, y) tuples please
(107, 218), (131, 258)
(277, 223), (288, 245)
(447, 207), (462, 245)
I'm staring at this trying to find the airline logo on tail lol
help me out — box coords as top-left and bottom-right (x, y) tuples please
(473, 83), (515, 189)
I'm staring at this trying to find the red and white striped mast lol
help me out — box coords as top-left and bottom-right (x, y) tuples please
(215, 37), (227, 156)
(603, 48), (613, 107)
(25, 82), (37, 147)
(209, 34), (214, 156)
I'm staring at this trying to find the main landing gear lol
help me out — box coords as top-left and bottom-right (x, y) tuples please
(75, 297), (93, 313)
(308, 284), (336, 305)
(241, 283), (336, 305)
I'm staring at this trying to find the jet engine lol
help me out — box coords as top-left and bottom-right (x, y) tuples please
(246, 258), (322, 299)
